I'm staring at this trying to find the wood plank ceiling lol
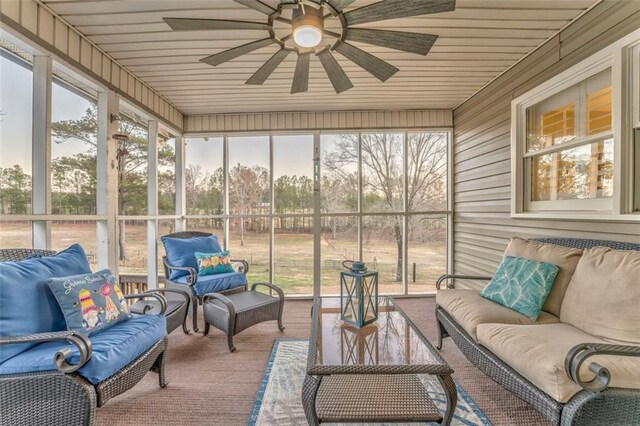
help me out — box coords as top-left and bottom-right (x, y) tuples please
(41, 0), (598, 115)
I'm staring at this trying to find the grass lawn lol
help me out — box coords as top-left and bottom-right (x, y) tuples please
(1, 221), (445, 294)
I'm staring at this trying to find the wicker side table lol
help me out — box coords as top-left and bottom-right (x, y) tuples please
(202, 282), (285, 352)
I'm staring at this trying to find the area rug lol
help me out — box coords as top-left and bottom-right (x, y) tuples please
(248, 339), (491, 426)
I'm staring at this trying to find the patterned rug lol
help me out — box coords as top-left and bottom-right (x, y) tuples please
(249, 339), (492, 426)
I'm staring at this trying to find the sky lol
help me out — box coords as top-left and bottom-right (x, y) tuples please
(1, 55), (95, 172)
(1, 53), (349, 178)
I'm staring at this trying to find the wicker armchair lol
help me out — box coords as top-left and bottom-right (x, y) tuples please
(0, 249), (169, 426)
(435, 238), (640, 426)
(161, 231), (250, 332)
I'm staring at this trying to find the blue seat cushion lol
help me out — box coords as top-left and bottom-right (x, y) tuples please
(161, 235), (222, 281)
(175, 272), (247, 297)
(0, 314), (166, 385)
(0, 244), (92, 363)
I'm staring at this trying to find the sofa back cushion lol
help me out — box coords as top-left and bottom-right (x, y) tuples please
(504, 237), (582, 316)
(0, 244), (92, 363)
(560, 246), (640, 345)
(48, 269), (131, 336)
(161, 235), (222, 281)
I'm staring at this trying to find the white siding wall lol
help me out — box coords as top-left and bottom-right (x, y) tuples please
(452, 0), (640, 289)
(0, 0), (184, 130)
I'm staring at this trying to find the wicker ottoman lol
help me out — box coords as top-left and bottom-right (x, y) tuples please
(202, 282), (285, 352)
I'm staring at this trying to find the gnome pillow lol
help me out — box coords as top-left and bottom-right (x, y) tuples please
(48, 269), (131, 335)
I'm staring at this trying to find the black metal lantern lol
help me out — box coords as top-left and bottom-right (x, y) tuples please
(340, 260), (378, 327)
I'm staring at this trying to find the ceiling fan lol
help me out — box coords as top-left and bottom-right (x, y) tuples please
(163, 0), (456, 94)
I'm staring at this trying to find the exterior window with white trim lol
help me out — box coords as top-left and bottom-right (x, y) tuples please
(525, 69), (613, 211)
(512, 30), (640, 221)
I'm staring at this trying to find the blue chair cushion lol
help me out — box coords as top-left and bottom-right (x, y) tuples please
(0, 314), (166, 385)
(0, 244), (92, 363)
(161, 235), (222, 281)
(48, 269), (132, 336)
(175, 272), (247, 297)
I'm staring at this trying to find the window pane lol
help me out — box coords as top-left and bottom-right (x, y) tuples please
(51, 81), (97, 215)
(362, 133), (404, 212)
(227, 216), (270, 284)
(320, 215), (358, 295)
(186, 137), (223, 215)
(273, 222), (313, 295)
(408, 132), (448, 212)
(117, 219), (147, 274)
(362, 215), (403, 294)
(527, 69), (611, 152)
(321, 134), (358, 213)
(118, 121), (148, 215)
(274, 135), (313, 214)
(158, 138), (176, 215)
(531, 139), (614, 201)
(0, 221), (31, 248)
(185, 218), (224, 240)
(51, 221), (97, 270)
(228, 136), (269, 215)
(408, 215), (447, 294)
(0, 54), (32, 214)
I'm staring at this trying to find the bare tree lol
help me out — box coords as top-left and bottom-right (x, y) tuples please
(228, 163), (268, 245)
(324, 133), (447, 281)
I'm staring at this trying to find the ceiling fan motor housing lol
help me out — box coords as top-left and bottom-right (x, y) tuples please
(292, 4), (325, 48)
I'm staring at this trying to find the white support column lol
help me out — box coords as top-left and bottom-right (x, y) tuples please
(31, 55), (52, 249)
(357, 132), (363, 261)
(147, 120), (159, 289)
(402, 131), (409, 295)
(313, 132), (321, 297)
(96, 90), (119, 272)
(174, 135), (186, 232)
(268, 135), (274, 286)
(223, 136), (230, 248)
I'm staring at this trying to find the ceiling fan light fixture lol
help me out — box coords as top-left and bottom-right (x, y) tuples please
(294, 26), (322, 48)
(292, 5), (324, 48)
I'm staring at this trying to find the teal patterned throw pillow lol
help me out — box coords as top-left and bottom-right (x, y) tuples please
(194, 251), (235, 276)
(480, 256), (559, 320)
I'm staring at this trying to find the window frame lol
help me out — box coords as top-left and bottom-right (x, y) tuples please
(511, 29), (640, 222)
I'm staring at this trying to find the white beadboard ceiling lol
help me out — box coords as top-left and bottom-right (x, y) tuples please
(41, 0), (598, 115)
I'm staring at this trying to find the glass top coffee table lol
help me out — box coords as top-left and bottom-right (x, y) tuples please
(302, 296), (456, 425)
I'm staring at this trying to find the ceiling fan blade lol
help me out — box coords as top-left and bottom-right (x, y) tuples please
(317, 50), (354, 94)
(233, 0), (276, 15)
(345, 0), (455, 26)
(246, 49), (291, 85)
(328, 0), (357, 11)
(335, 42), (398, 82)
(163, 18), (269, 31)
(345, 28), (438, 56)
(200, 38), (275, 67)
(291, 53), (311, 94)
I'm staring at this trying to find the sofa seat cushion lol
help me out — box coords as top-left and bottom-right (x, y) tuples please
(0, 314), (166, 385)
(175, 272), (246, 297)
(0, 244), (92, 363)
(477, 323), (640, 403)
(560, 246), (640, 345)
(504, 238), (583, 317)
(436, 289), (559, 341)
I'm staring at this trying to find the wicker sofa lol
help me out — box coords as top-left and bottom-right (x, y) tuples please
(0, 247), (170, 426)
(435, 238), (640, 426)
